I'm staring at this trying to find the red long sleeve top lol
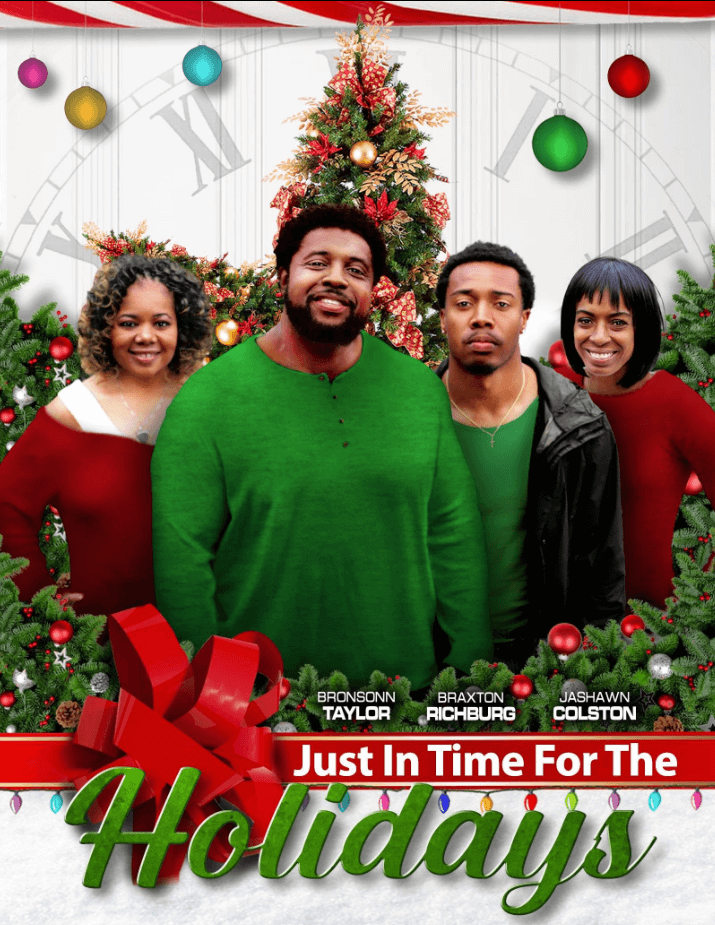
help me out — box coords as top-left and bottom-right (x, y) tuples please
(0, 408), (155, 615)
(561, 371), (715, 608)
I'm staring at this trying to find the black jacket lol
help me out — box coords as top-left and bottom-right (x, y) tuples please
(437, 357), (626, 649)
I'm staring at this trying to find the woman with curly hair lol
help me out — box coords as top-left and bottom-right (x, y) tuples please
(0, 254), (212, 615)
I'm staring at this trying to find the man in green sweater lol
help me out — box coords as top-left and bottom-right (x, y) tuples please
(151, 205), (492, 688)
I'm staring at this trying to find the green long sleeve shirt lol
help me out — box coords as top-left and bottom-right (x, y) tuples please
(151, 333), (492, 688)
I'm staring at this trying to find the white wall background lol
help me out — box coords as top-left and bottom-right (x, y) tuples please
(2, 22), (713, 361)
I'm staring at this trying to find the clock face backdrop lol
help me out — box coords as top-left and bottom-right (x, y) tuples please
(2, 18), (715, 925)
(2, 22), (713, 362)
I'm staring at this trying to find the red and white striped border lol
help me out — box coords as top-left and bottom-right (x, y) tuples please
(0, 1), (714, 29)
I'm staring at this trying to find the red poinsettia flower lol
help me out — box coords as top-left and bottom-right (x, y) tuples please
(364, 190), (398, 224)
(306, 134), (340, 172)
(404, 142), (426, 160)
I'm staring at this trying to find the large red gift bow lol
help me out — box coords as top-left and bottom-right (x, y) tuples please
(72, 604), (290, 883)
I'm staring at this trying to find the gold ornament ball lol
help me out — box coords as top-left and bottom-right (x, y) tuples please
(201, 356), (211, 367)
(65, 86), (107, 130)
(350, 140), (378, 167)
(306, 125), (322, 139)
(215, 319), (240, 346)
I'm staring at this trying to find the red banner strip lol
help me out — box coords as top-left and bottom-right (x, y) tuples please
(2, 732), (714, 790)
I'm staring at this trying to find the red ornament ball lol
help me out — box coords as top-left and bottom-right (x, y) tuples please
(0, 408), (16, 425)
(657, 694), (676, 712)
(49, 336), (74, 361)
(547, 623), (582, 657)
(608, 54), (650, 98)
(685, 472), (703, 496)
(524, 792), (538, 812)
(0, 691), (16, 708)
(49, 619), (74, 645)
(548, 339), (571, 371)
(510, 674), (534, 699)
(621, 614), (646, 638)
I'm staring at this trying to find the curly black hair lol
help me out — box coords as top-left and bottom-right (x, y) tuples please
(274, 204), (388, 283)
(436, 241), (535, 311)
(78, 255), (213, 376)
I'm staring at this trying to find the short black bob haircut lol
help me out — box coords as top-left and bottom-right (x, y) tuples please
(436, 241), (535, 312)
(560, 257), (663, 390)
(274, 204), (387, 283)
(79, 254), (213, 376)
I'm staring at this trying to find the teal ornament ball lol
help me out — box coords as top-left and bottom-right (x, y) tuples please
(182, 45), (222, 86)
(532, 113), (588, 172)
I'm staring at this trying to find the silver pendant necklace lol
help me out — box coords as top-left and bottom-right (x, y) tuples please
(116, 378), (171, 444)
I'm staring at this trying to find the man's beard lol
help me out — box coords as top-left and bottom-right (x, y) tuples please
(284, 293), (368, 346)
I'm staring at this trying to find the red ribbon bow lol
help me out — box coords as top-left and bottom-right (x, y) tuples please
(423, 192), (450, 229)
(270, 183), (306, 230)
(329, 63), (396, 126)
(371, 276), (424, 360)
(72, 605), (289, 883)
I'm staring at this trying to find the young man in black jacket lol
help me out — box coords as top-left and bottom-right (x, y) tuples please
(436, 241), (625, 667)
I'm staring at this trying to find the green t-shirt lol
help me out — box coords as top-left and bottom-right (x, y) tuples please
(453, 399), (539, 643)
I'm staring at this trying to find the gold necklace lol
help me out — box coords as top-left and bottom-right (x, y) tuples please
(446, 367), (526, 449)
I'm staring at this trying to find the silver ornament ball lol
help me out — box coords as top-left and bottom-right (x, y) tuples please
(417, 715), (429, 727)
(464, 685), (483, 696)
(560, 679), (588, 699)
(648, 654), (673, 680)
(273, 722), (297, 733)
(90, 672), (110, 694)
(5, 725), (16, 733)
(5, 441), (14, 451)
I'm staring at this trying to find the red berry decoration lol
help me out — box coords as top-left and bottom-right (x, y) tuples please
(547, 623), (582, 658)
(0, 691), (16, 708)
(0, 408), (16, 425)
(49, 619), (73, 644)
(685, 472), (703, 496)
(547, 339), (571, 372)
(657, 694), (676, 712)
(49, 336), (74, 361)
(621, 614), (646, 638)
(607, 54), (650, 98)
(510, 674), (534, 699)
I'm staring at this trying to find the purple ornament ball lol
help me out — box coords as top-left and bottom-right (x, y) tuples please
(18, 57), (48, 89)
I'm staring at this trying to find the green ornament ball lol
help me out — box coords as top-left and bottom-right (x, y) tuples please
(532, 113), (588, 172)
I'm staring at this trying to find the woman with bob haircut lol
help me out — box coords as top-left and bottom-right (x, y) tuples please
(560, 256), (715, 609)
(0, 254), (212, 616)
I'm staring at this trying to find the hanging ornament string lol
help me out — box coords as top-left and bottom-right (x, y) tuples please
(183, 0), (223, 86)
(65, 0), (107, 128)
(608, 0), (650, 98)
(532, 3), (587, 171)
(18, 1), (48, 88)
(557, 2), (562, 114)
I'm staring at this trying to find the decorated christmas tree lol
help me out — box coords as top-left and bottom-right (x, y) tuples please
(85, 8), (453, 365)
(0, 257), (82, 579)
(266, 7), (452, 363)
(82, 220), (279, 357)
(0, 540), (117, 733)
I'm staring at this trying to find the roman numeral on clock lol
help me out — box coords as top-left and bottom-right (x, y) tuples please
(152, 89), (251, 196)
(486, 87), (554, 181)
(37, 212), (99, 265)
(590, 211), (686, 270)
